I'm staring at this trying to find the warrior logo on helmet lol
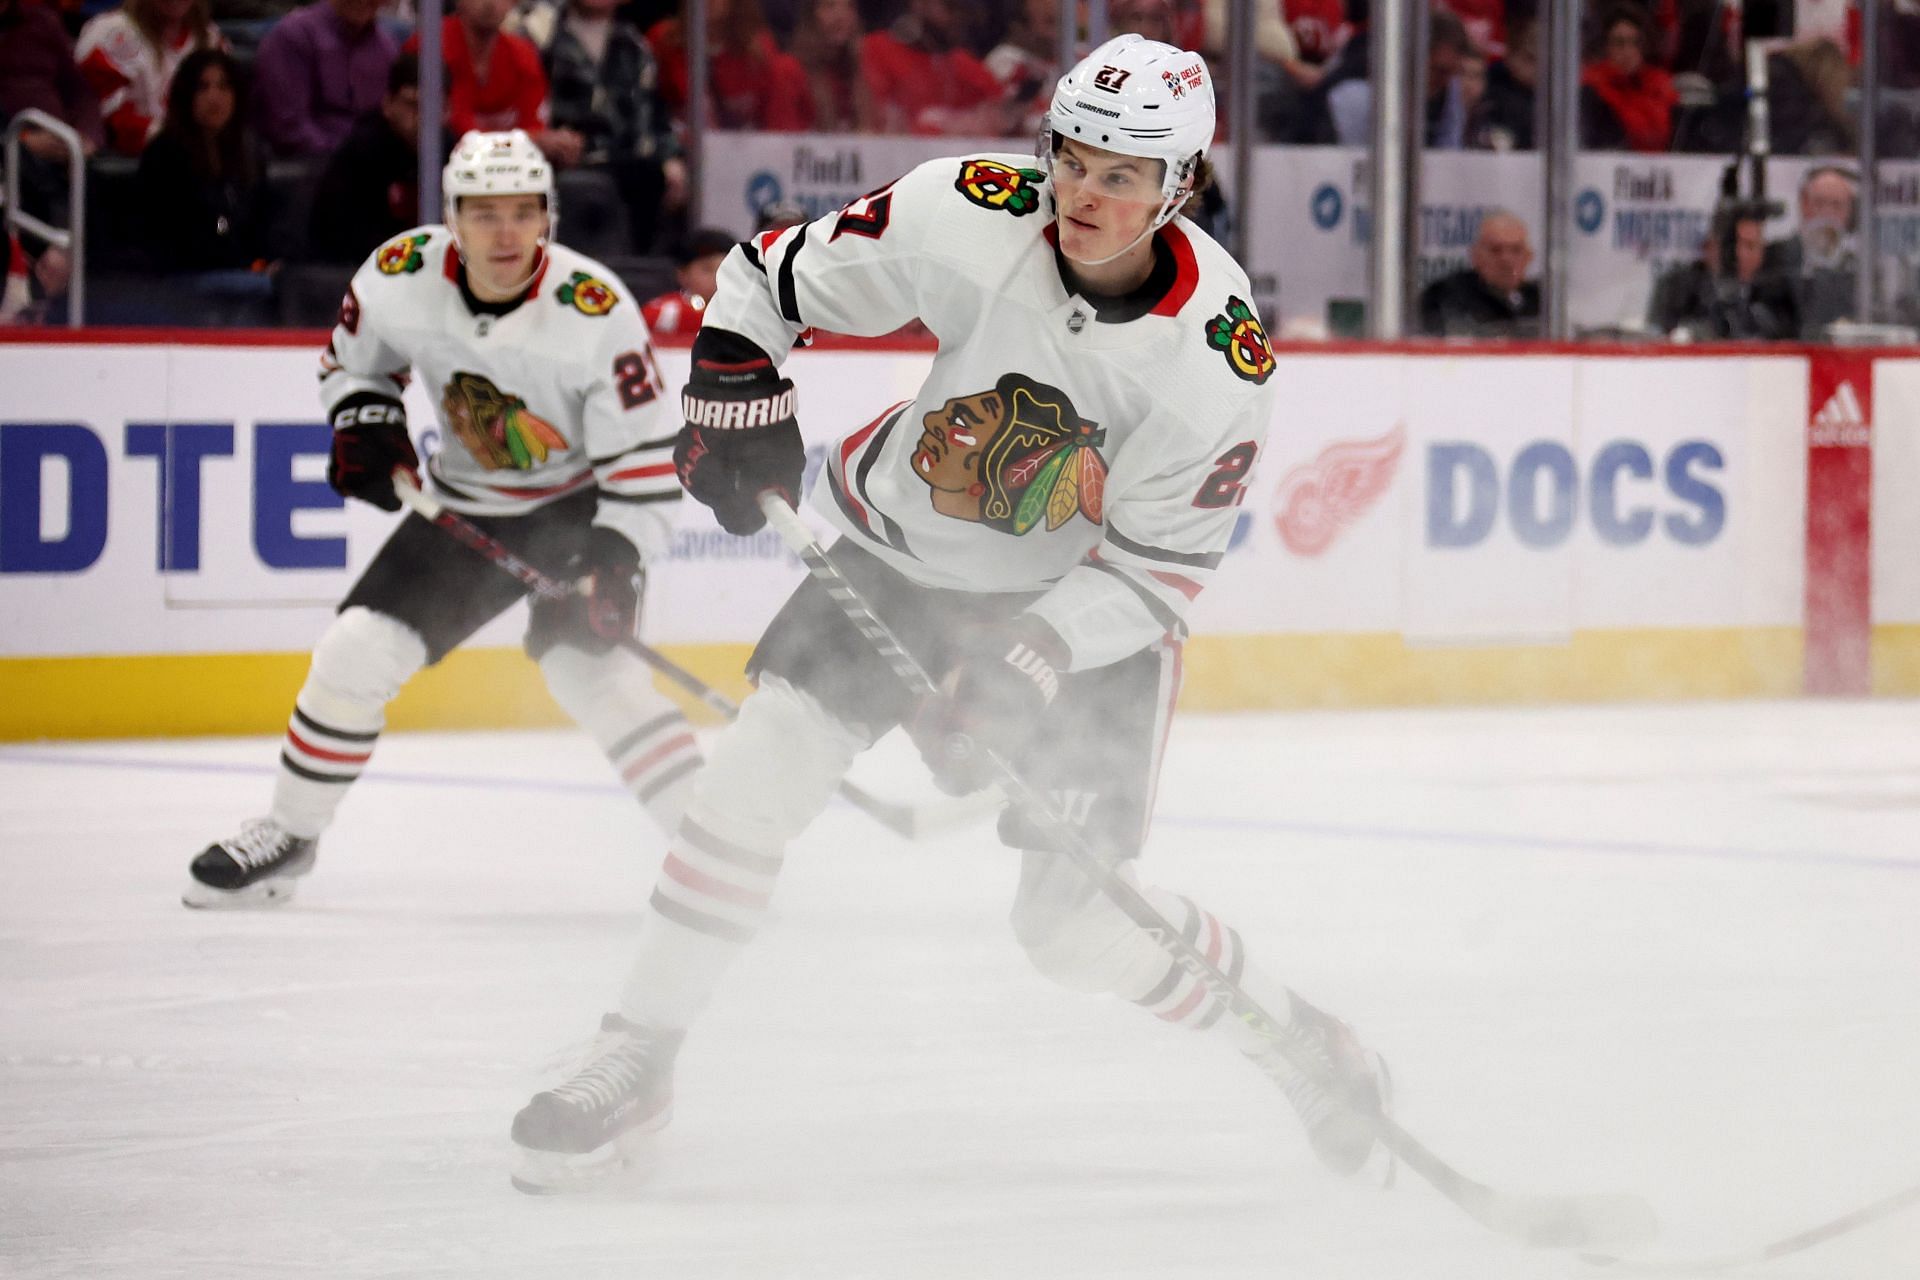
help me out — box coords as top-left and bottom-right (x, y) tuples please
(912, 373), (1108, 535)
(955, 159), (1046, 217)
(377, 232), (432, 275)
(442, 371), (569, 471)
(1205, 295), (1275, 385)
(555, 270), (618, 316)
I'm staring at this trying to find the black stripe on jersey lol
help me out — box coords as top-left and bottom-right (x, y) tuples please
(591, 438), (675, 466)
(776, 224), (808, 325)
(292, 706), (380, 743)
(279, 751), (355, 784)
(637, 756), (699, 802)
(1105, 525), (1223, 569)
(741, 238), (766, 275)
(1089, 558), (1184, 635)
(649, 889), (755, 942)
(853, 407), (914, 557)
(826, 465), (916, 560)
(598, 489), (681, 505)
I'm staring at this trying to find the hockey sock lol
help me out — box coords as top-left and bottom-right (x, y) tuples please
(270, 608), (426, 838)
(537, 644), (702, 837)
(617, 676), (865, 1029)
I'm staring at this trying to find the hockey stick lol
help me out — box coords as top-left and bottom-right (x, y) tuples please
(389, 471), (989, 838)
(1580, 1179), (1920, 1274)
(754, 489), (1659, 1254)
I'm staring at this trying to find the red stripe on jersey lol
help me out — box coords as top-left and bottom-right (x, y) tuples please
(1201, 912), (1222, 966)
(620, 733), (696, 784)
(286, 728), (372, 765)
(833, 402), (899, 530)
(487, 474), (593, 499)
(605, 461), (676, 483)
(1149, 223), (1201, 317)
(662, 852), (772, 909)
(1148, 568), (1204, 601)
(1159, 982), (1208, 1024)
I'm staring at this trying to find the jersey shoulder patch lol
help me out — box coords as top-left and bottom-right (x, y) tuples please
(374, 230), (436, 276)
(953, 157), (1048, 218)
(554, 269), (620, 316)
(1204, 294), (1275, 385)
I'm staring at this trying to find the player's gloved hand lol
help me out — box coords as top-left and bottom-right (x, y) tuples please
(326, 392), (417, 512)
(910, 617), (1068, 796)
(527, 526), (643, 660)
(674, 349), (803, 536)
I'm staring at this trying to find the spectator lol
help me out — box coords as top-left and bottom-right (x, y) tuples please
(521, 0), (685, 249)
(1648, 202), (1799, 340)
(647, 0), (812, 131)
(1281, 0), (1352, 70)
(1326, 7), (1469, 148)
(75, 0), (224, 155)
(1, 226), (71, 324)
(861, 0), (1012, 136)
(1437, 0), (1504, 57)
(2, 0), (105, 153)
(135, 48), (275, 274)
(1763, 165), (1859, 337)
(1417, 209), (1541, 337)
(791, 0), (874, 132)
(1582, 4), (1677, 152)
(250, 0), (399, 158)
(407, 0), (573, 161)
(1469, 8), (1537, 150)
(641, 225), (735, 336)
(308, 50), (419, 263)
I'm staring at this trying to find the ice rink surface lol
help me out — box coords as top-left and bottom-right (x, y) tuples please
(3, 700), (1918, 1280)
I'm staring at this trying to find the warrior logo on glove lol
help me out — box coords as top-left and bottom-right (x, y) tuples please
(912, 373), (1107, 535)
(441, 371), (570, 470)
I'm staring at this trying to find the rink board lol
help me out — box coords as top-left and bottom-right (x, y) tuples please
(0, 335), (1910, 738)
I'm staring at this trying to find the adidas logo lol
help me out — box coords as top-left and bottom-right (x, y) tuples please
(1809, 380), (1871, 447)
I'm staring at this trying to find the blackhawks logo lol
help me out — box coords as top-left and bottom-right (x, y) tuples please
(955, 159), (1046, 217)
(376, 233), (431, 275)
(441, 371), (569, 471)
(1206, 295), (1275, 384)
(555, 270), (618, 316)
(912, 373), (1106, 535)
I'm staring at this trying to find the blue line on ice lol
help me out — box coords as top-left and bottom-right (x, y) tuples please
(3, 746), (1912, 875)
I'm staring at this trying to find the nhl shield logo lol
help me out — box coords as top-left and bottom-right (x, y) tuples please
(955, 159), (1046, 217)
(1205, 296), (1275, 385)
(376, 233), (431, 275)
(556, 270), (618, 316)
(912, 373), (1106, 536)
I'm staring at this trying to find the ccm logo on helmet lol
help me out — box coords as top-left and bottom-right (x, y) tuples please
(682, 389), (797, 429)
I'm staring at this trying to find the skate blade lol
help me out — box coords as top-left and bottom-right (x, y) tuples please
(181, 876), (301, 910)
(510, 1112), (669, 1196)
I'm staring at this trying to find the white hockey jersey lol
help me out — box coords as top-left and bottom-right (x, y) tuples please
(703, 153), (1280, 670)
(321, 227), (680, 560)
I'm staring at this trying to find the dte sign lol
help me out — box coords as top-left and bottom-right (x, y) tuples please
(1426, 439), (1725, 549)
(0, 421), (344, 573)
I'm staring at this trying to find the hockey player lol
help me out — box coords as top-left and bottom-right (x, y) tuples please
(508, 37), (1389, 1192)
(185, 130), (698, 907)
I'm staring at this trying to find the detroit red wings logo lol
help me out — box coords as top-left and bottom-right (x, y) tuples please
(1272, 425), (1404, 556)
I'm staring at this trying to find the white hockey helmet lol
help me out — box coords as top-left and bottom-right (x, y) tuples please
(1040, 33), (1215, 223)
(442, 129), (558, 243)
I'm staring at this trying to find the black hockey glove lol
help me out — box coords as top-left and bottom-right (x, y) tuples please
(326, 392), (417, 512)
(674, 332), (803, 536)
(910, 618), (1068, 797)
(526, 525), (644, 660)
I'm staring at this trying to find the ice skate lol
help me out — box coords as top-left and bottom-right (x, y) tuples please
(510, 1014), (684, 1194)
(1244, 993), (1392, 1179)
(182, 818), (318, 909)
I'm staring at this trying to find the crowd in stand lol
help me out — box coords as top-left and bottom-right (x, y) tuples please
(3, 0), (1919, 328)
